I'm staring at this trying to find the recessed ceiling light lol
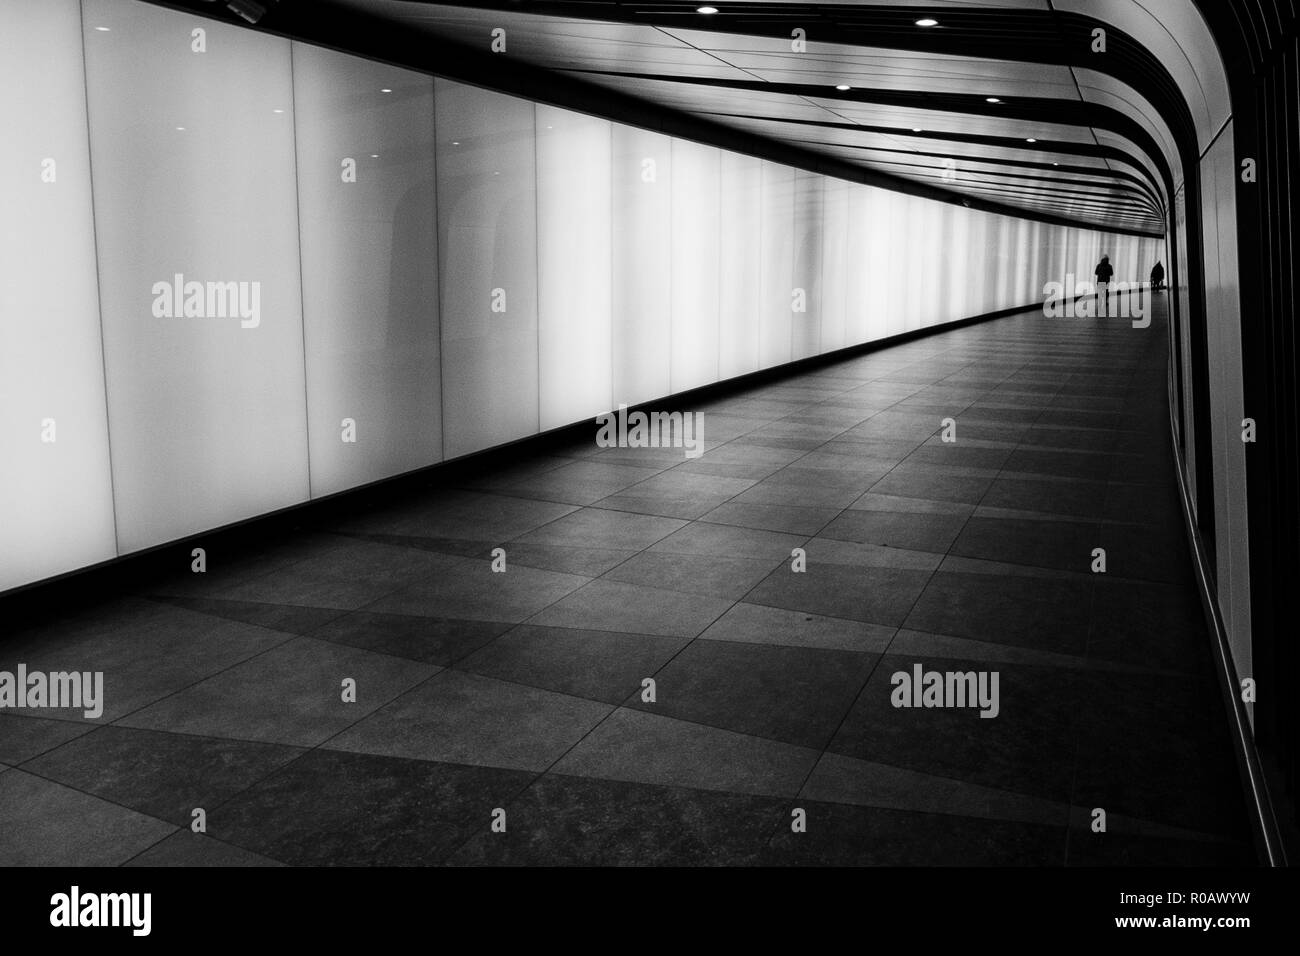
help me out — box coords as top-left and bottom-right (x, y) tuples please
(912, 127), (923, 132)
(1026, 137), (1037, 143)
(451, 141), (460, 146)
(370, 154), (379, 158)
(94, 26), (111, 32)
(175, 126), (185, 131)
(380, 88), (392, 93)
(915, 18), (939, 27)
(272, 108), (284, 114)
(697, 5), (719, 13)
(835, 84), (851, 91)
(986, 97), (1001, 103)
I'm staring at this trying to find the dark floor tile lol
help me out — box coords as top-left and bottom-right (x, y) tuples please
(366, 561), (590, 624)
(310, 611), (510, 665)
(1071, 669), (1249, 837)
(124, 831), (286, 867)
(117, 636), (437, 747)
(980, 476), (1109, 519)
(1088, 578), (1211, 674)
(0, 769), (175, 866)
(699, 500), (841, 536)
(745, 563), (932, 626)
(766, 800), (1065, 865)
(829, 655), (1081, 801)
(698, 602), (894, 653)
(904, 569), (1093, 654)
(527, 579), (733, 638)
(512, 507), (686, 551)
(950, 515), (1100, 573)
(869, 466), (994, 505)
(325, 670), (611, 771)
(213, 537), (463, 610)
(630, 640), (877, 749)
(552, 708), (818, 798)
(449, 774), (788, 866)
(147, 596), (348, 635)
(23, 725), (303, 826)
(819, 509), (967, 553)
(0, 714), (95, 764)
(214, 749), (535, 866)
(601, 550), (780, 600)
(458, 625), (687, 704)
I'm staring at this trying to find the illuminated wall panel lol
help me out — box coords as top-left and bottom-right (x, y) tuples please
(84, 0), (310, 554)
(820, 178), (851, 353)
(293, 44), (441, 497)
(757, 161), (795, 369)
(717, 152), (762, 380)
(436, 80), (538, 458)
(791, 170), (824, 360)
(669, 140), (721, 394)
(536, 105), (612, 429)
(0, 0), (116, 592)
(611, 125), (671, 407)
(842, 184), (873, 347)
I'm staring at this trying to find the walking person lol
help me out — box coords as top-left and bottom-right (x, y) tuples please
(1095, 254), (1114, 315)
(1150, 260), (1165, 292)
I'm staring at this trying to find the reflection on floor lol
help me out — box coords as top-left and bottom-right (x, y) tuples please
(0, 297), (1255, 866)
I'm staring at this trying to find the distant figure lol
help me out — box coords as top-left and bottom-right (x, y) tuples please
(1150, 260), (1165, 292)
(1095, 254), (1114, 314)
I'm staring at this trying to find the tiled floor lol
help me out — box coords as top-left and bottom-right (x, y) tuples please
(0, 297), (1256, 866)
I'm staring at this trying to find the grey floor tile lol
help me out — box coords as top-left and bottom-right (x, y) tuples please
(0, 769), (175, 866)
(117, 636), (437, 747)
(366, 561), (590, 623)
(325, 670), (611, 771)
(458, 624), (688, 704)
(552, 708), (819, 798)
(527, 579), (733, 638)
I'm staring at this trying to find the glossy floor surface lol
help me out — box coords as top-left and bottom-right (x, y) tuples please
(0, 296), (1255, 865)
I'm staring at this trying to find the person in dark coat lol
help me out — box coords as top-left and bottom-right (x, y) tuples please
(1150, 260), (1165, 291)
(1095, 255), (1114, 314)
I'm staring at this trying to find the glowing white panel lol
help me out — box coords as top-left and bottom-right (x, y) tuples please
(611, 125), (671, 407)
(968, 212), (992, 316)
(791, 171), (823, 359)
(293, 45), (441, 497)
(884, 191), (910, 336)
(909, 200), (941, 330)
(436, 80), (538, 459)
(717, 152), (761, 379)
(536, 105), (612, 429)
(84, 0), (309, 554)
(993, 217), (1014, 310)
(757, 161), (794, 368)
(1013, 218), (1032, 305)
(820, 177), (851, 353)
(669, 139), (721, 392)
(863, 186), (895, 339)
(0, 0), (116, 592)
(842, 184), (873, 347)
(943, 204), (973, 323)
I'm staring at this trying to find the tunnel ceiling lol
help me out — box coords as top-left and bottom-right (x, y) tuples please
(298, 0), (1188, 236)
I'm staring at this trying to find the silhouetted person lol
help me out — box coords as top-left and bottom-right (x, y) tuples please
(1150, 260), (1165, 292)
(1095, 254), (1114, 314)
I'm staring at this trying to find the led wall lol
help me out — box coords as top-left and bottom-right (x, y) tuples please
(0, 0), (1163, 594)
